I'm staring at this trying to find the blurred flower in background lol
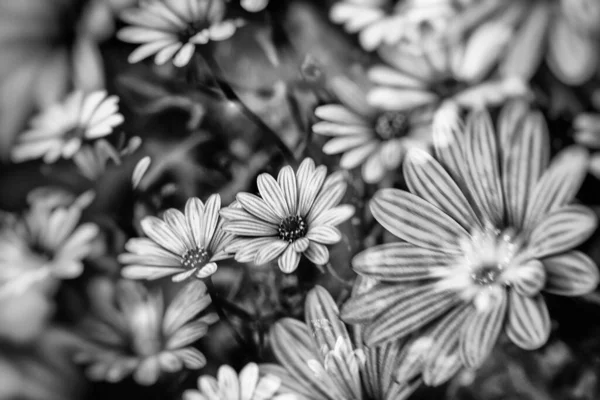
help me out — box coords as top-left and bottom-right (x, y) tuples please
(0, 0), (132, 159)
(11, 90), (124, 163)
(222, 158), (355, 273)
(263, 285), (419, 400)
(574, 89), (600, 179)
(75, 278), (218, 385)
(73, 135), (143, 181)
(342, 102), (599, 383)
(183, 362), (296, 400)
(118, 0), (245, 67)
(241, 0), (270, 13)
(120, 194), (234, 281)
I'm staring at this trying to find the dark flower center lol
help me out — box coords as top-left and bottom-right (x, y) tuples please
(181, 247), (211, 269)
(177, 21), (208, 43)
(430, 77), (464, 99)
(278, 215), (307, 242)
(471, 264), (502, 286)
(374, 111), (410, 140)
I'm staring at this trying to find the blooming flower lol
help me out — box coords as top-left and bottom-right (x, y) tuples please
(262, 285), (419, 400)
(0, 190), (99, 296)
(120, 194), (234, 281)
(312, 90), (435, 183)
(118, 0), (245, 67)
(499, 0), (600, 85)
(329, 0), (457, 52)
(183, 363), (297, 400)
(75, 278), (217, 385)
(11, 90), (124, 163)
(341, 101), (599, 383)
(0, 0), (132, 159)
(221, 158), (355, 273)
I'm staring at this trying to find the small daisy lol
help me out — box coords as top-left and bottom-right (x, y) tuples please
(313, 93), (435, 184)
(262, 285), (419, 400)
(499, 0), (600, 85)
(220, 158), (355, 273)
(0, 190), (99, 295)
(73, 135), (142, 181)
(118, 0), (245, 67)
(574, 91), (600, 178)
(75, 278), (217, 385)
(183, 363), (298, 400)
(330, 0), (457, 52)
(120, 194), (234, 281)
(11, 90), (124, 164)
(342, 101), (599, 381)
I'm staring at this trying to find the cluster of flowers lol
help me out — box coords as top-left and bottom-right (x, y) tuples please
(1, 0), (600, 399)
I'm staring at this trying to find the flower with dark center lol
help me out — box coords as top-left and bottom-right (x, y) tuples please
(374, 111), (410, 140)
(118, 0), (245, 67)
(221, 158), (355, 273)
(342, 101), (599, 387)
(120, 194), (234, 282)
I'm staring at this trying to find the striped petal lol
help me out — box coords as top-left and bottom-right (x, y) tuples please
(278, 245), (301, 273)
(352, 243), (451, 282)
(510, 260), (546, 297)
(527, 205), (597, 259)
(163, 209), (194, 250)
(278, 166), (298, 215)
(223, 218), (278, 236)
(298, 165), (327, 217)
(232, 237), (275, 263)
(432, 102), (467, 183)
(185, 197), (205, 248)
(543, 251), (600, 296)
(370, 189), (468, 253)
(460, 287), (507, 368)
(314, 104), (368, 125)
(236, 193), (280, 224)
(257, 173), (289, 219)
(364, 284), (458, 346)
(255, 240), (289, 265)
(306, 226), (342, 245)
(141, 216), (186, 255)
(162, 280), (210, 336)
(523, 146), (589, 230)
(462, 109), (504, 226)
(500, 106), (550, 228)
(341, 283), (408, 324)
(404, 149), (480, 230)
(306, 172), (347, 224)
(506, 291), (550, 350)
(310, 205), (355, 227)
(305, 287), (361, 398)
(304, 242), (330, 265)
(166, 321), (208, 349)
(200, 194), (221, 248)
(270, 319), (334, 399)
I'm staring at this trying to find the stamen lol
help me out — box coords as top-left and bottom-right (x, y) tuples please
(181, 247), (211, 269)
(374, 111), (410, 140)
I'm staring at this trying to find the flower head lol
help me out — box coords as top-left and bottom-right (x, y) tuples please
(118, 0), (245, 67)
(11, 90), (124, 163)
(0, 189), (99, 296)
(75, 278), (217, 385)
(341, 101), (599, 384)
(120, 194), (233, 281)
(183, 363), (296, 400)
(221, 158), (355, 273)
(263, 285), (419, 400)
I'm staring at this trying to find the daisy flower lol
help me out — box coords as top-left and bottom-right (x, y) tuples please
(329, 0), (457, 52)
(262, 285), (420, 400)
(499, 0), (600, 85)
(183, 363), (297, 400)
(313, 86), (435, 184)
(117, 0), (245, 67)
(11, 90), (124, 164)
(75, 278), (217, 385)
(0, 190), (99, 296)
(0, 0), (131, 158)
(341, 101), (599, 381)
(120, 194), (234, 281)
(220, 158), (355, 273)
(574, 93), (600, 179)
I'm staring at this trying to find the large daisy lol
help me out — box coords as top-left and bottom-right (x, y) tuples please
(220, 158), (355, 273)
(75, 278), (217, 385)
(117, 0), (245, 67)
(11, 90), (124, 163)
(119, 194), (234, 281)
(262, 285), (420, 400)
(341, 101), (599, 382)
(183, 363), (297, 400)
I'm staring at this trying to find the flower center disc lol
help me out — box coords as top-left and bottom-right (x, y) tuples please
(471, 264), (503, 286)
(181, 247), (211, 269)
(278, 215), (307, 242)
(374, 111), (410, 140)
